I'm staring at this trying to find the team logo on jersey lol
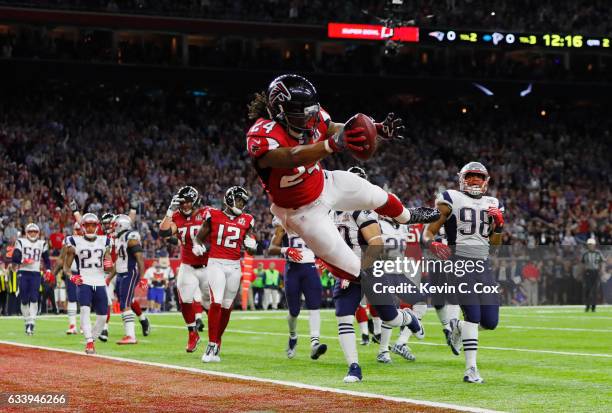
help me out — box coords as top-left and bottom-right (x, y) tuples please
(269, 81), (291, 104)
(237, 217), (246, 225)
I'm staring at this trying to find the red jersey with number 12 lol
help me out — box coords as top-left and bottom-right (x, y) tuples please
(172, 207), (209, 266)
(205, 208), (254, 261)
(246, 109), (330, 209)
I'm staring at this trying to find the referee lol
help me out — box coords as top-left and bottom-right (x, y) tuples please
(581, 239), (604, 312)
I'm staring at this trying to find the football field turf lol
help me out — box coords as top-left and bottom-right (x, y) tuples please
(1, 306), (611, 412)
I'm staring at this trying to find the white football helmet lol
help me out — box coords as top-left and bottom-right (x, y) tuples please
(458, 162), (489, 197)
(81, 213), (100, 240)
(112, 214), (132, 237)
(25, 223), (40, 242)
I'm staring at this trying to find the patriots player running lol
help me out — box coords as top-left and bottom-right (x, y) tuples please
(63, 213), (112, 354)
(268, 216), (327, 360)
(195, 186), (257, 363)
(246, 74), (440, 285)
(159, 186), (210, 353)
(10, 223), (52, 335)
(423, 162), (504, 383)
(331, 167), (425, 382)
(53, 222), (83, 334)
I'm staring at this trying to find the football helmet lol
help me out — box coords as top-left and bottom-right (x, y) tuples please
(347, 166), (367, 180)
(266, 74), (320, 139)
(458, 162), (489, 197)
(81, 213), (100, 239)
(112, 214), (132, 237)
(224, 186), (249, 216)
(101, 212), (115, 235)
(176, 186), (199, 215)
(73, 221), (84, 236)
(25, 223), (40, 242)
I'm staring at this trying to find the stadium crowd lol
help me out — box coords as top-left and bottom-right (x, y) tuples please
(0, 86), (610, 308)
(4, 0), (611, 36)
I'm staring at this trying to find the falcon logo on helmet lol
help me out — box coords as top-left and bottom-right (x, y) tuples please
(112, 214), (132, 237)
(81, 213), (100, 240)
(177, 186), (199, 216)
(25, 223), (40, 242)
(268, 80), (292, 104)
(224, 186), (250, 216)
(347, 166), (368, 180)
(101, 212), (116, 235)
(458, 162), (490, 197)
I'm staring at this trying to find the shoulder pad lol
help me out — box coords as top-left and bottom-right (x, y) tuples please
(435, 190), (454, 210)
(127, 231), (141, 241)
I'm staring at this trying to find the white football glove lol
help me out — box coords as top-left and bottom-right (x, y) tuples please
(244, 236), (257, 250)
(192, 243), (207, 256)
(166, 195), (183, 217)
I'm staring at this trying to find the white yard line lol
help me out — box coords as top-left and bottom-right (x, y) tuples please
(0, 340), (501, 413)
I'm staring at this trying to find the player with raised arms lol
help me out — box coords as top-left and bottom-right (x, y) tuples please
(267, 216), (327, 360)
(194, 186), (257, 363)
(246, 74), (440, 286)
(62, 213), (112, 354)
(423, 162), (505, 383)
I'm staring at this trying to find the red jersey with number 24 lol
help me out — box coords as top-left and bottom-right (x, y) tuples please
(205, 208), (254, 261)
(246, 109), (330, 209)
(172, 207), (209, 266)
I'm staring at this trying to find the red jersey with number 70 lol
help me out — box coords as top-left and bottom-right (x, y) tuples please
(172, 207), (209, 266)
(246, 109), (331, 209)
(205, 208), (254, 261)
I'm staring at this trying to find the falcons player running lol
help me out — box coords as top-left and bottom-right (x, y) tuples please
(246, 74), (440, 284)
(331, 167), (424, 382)
(423, 162), (504, 383)
(159, 186), (210, 353)
(10, 223), (52, 335)
(63, 214), (112, 354)
(268, 216), (327, 360)
(195, 186), (257, 363)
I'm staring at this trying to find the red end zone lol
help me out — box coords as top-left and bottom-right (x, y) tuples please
(0, 343), (463, 413)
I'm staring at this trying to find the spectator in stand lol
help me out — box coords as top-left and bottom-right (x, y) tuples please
(521, 260), (541, 306)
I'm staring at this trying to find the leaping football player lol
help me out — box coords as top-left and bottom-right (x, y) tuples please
(159, 186), (210, 353)
(267, 216), (327, 360)
(423, 162), (504, 383)
(246, 74), (439, 287)
(194, 186), (257, 363)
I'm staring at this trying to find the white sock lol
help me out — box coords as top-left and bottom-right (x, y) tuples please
(396, 326), (411, 346)
(379, 323), (393, 353)
(337, 315), (358, 366)
(394, 207), (411, 224)
(139, 314), (147, 321)
(372, 317), (382, 335)
(358, 321), (369, 335)
(81, 306), (93, 341)
(195, 312), (202, 320)
(21, 303), (30, 324)
(29, 302), (38, 324)
(462, 321), (479, 369)
(93, 315), (106, 340)
(447, 304), (461, 321)
(413, 304), (428, 320)
(436, 306), (449, 330)
(121, 310), (136, 338)
(67, 301), (77, 327)
(309, 310), (320, 347)
(287, 314), (298, 338)
(385, 311), (404, 327)
(103, 323), (109, 330)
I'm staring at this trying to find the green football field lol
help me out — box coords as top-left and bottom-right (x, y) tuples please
(1, 306), (611, 413)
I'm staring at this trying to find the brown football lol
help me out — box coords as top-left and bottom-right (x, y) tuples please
(344, 113), (377, 160)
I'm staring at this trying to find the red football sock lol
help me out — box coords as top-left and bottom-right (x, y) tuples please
(219, 307), (232, 340)
(355, 306), (368, 323)
(193, 301), (203, 315)
(106, 307), (111, 323)
(181, 302), (196, 325)
(131, 300), (142, 317)
(208, 303), (222, 344)
(320, 260), (359, 281)
(369, 305), (379, 318)
(374, 193), (404, 218)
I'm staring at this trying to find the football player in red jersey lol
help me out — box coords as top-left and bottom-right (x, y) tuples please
(194, 186), (258, 363)
(246, 74), (440, 283)
(159, 186), (210, 353)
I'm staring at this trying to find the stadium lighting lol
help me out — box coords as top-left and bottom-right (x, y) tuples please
(540, 110), (547, 117)
(473, 83), (494, 96)
(520, 83), (533, 97)
(461, 107), (468, 114)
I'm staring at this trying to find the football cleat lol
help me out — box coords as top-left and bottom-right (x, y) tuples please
(286, 337), (298, 359)
(371, 333), (381, 344)
(140, 318), (151, 336)
(186, 331), (201, 353)
(25, 324), (33, 336)
(402, 308), (425, 340)
(376, 351), (392, 364)
(310, 343), (327, 360)
(360, 333), (370, 345)
(98, 329), (109, 342)
(449, 319), (462, 356)
(202, 343), (220, 363)
(391, 343), (416, 361)
(116, 336), (137, 345)
(406, 207), (441, 224)
(443, 328), (452, 346)
(343, 363), (362, 383)
(66, 325), (78, 335)
(195, 318), (204, 332)
(463, 366), (484, 383)
(85, 341), (96, 355)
